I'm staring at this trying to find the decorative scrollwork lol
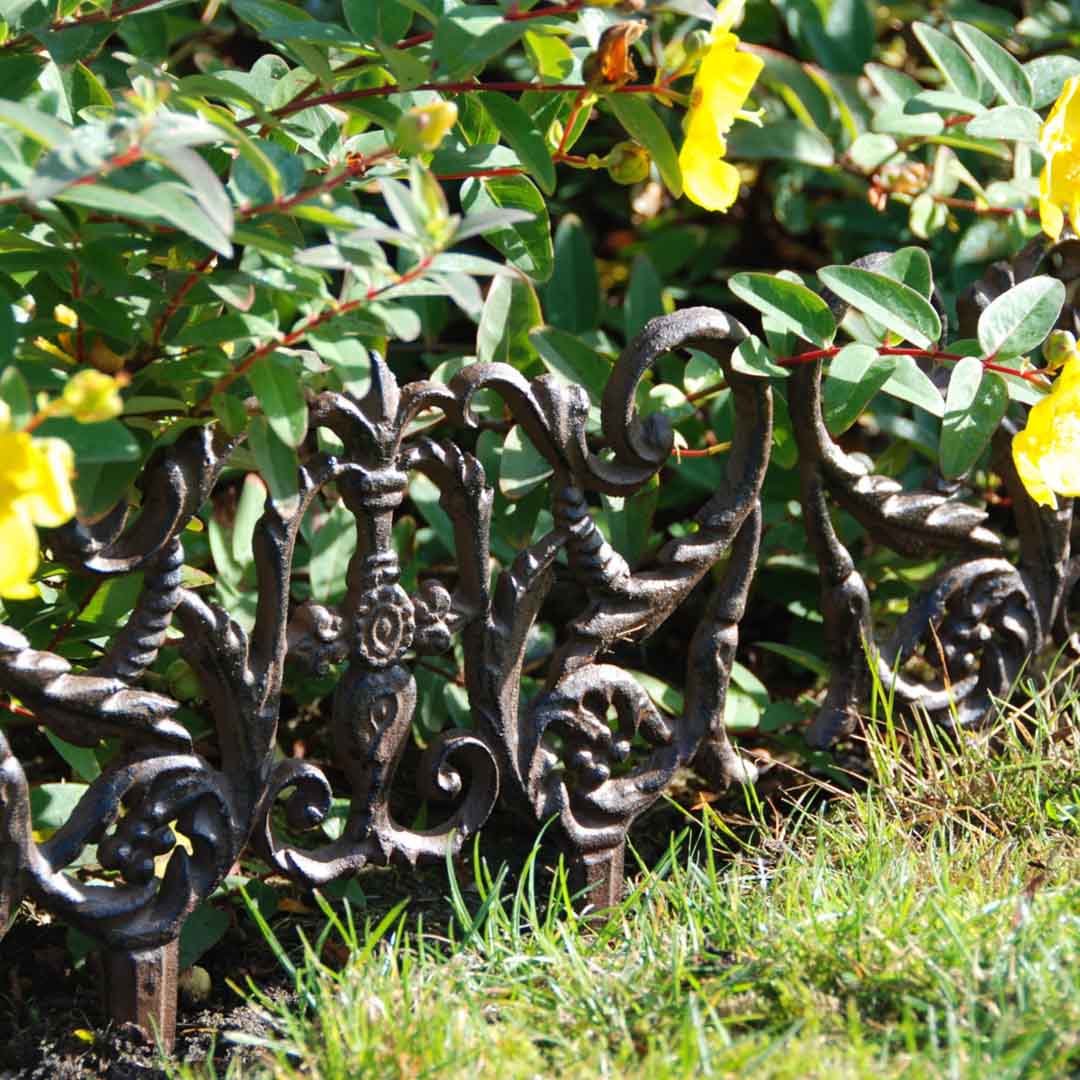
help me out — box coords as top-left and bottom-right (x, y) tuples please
(0, 284), (1072, 1043)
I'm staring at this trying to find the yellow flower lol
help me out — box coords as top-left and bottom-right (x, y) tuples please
(1038, 75), (1080, 241)
(61, 369), (124, 423)
(0, 403), (76, 600)
(1011, 352), (1080, 509)
(677, 2), (763, 212)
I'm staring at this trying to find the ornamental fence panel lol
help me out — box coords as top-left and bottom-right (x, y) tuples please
(0, 244), (1077, 1051)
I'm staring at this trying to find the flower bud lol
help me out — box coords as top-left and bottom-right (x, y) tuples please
(53, 304), (78, 329)
(607, 141), (651, 185)
(683, 29), (712, 61)
(1043, 328), (1076, 370)
(395, 101), (458, 156)
(61, 369), (124, 423)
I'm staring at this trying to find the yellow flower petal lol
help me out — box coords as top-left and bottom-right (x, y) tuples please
(713, 0), (745, 33)
(1037, 75), (1080, 240)
(679, 132), (742, 211)
(0, 508), (40, 600)
(678, 28), (762, 215)
(1012, 353), (1080, 507)
(19, 438), (76, 528)
(692, 35), (763, 138)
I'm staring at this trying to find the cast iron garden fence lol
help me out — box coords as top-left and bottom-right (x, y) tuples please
(0, 241), (1077, 1050)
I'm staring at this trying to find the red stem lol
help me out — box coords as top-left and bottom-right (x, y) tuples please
(152, 253), (217, 349)
(196, 255), (434, 410)
(242, 80), (673, 128)
(0, 0), (168, 51)
(684, 344), (1052, 408)
(264, 0), (584, 121)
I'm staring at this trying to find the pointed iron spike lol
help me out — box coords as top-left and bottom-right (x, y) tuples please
(362, 350), (400, 427)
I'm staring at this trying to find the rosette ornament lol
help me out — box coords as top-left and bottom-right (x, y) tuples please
(352, 583), (416, 667)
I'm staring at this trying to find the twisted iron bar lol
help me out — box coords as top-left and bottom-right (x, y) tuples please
(0, 244), (1076, 1049)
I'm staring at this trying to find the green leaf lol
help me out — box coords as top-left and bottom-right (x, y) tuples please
(954, 23), (1032, 108)
(908, 89), (985, 116)
(940, 356), (1008, 477)
(965, 105), (1040, 142)
(179, 903), (230, 970)
(1026, 55), (1080, 109)
(524, 29), (574, 83)
(877, 246), (933, 298)
(60, 181), (233, 257)
(476, 274), (542, 369)
(461, 174), (553, 282)
(881, 355), (945, 417)
(374, 41), (431, 91)
(0, 365), (32, 428)
(150, 141), (234, 240)
(71, 61), (112, 114)
(30, 782), (89, 837)
(0, 98), (69, 148)
(607, 94), (683, 198)
(731, 335), (790, 379)
(434, 10), (534, 80)
(231, 472), (266, 567)
(729, 272), (836, 349)
(913, 22), (984, 102)
(343, 0), (411, 43)
(309, 501), (357, 604)
(499, 424), (553, 500)
(626, 255), (664, 341)
(976, 276), (1066, 361)
(817, 265), (941, 349)
(43, 731), (100, 782)
(625, 669), (684, 716)
(846, 133), (898, 171)
(756, 641), (829, 678)
(37, 416), (140, 463)
(722, 689), (760, 731)
(724, 119), (835, 167)
(247, 352), (308, 449)
(823, 344), (896, 434)
(530, 326), (611, 406)
(684, 349), (723, 396)
(602, 473), (658, 567)
(873, 102), (944, 138)
(479, 92), (556, 195)
(247, 416), (298, 503)
(72, 460), (142, 519)
(542, 214), (599, 333)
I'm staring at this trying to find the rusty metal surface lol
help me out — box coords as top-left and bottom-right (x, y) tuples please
(0, 251), (1076, 1048)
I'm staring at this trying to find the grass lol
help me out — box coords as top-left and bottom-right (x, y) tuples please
(173, 656), (1080, 1079)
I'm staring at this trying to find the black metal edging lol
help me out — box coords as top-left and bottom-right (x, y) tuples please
(0, 275), (1075, 1047)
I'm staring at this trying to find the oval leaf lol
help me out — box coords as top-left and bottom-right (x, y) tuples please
(823, 344), (896, 434)
(499, 424), (554, 500)
(977, 276), (1066, 361)
(940, 356), (1008, 477)
(954, 23), (1033, 108)
(817, 265), (942, 349)
(729, 272), (836, 349)
(248, 352), (308, 449)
